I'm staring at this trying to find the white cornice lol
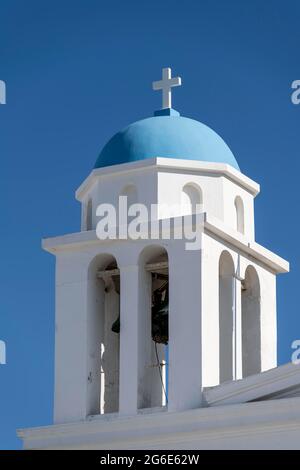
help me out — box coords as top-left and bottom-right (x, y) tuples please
(42, 213), (289, 274)
(203, 363), (300, 407)
(204, 214), (289, 273)
(17, 395), (300, 449)
(75, 158), (260, 201)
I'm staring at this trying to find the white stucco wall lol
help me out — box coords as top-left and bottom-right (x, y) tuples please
(222, 176), (255, 239)
(201, 232), (277, 388)
(53, 234), (204, 424)
(41, 158), (286, 443)
(19, 396), (300, 450)
(76, 159), (259, 232)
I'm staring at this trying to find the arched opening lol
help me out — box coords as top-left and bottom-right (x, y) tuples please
(234, 196), (244, 234)
(120, 184), (138, 207)
(120, 184), (138, 226)
(86, 198), (93, 230)
(181, 183), (203, 216)
(219, 251), (235, 383)
(87, 254), (120, 415)
(242, 265), (261, 377)
(138, 245), (169, 410)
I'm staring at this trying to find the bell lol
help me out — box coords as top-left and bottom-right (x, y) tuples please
(151, 284), (169, 345)
(111, 315), (120, 334)
(111, 280), (169, 342)
(107, 275), (121, 334)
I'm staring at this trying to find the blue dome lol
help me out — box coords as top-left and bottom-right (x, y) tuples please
(95, 114), (239, 171)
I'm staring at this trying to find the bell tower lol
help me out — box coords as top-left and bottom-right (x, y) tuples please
(19, 69), (289, 449)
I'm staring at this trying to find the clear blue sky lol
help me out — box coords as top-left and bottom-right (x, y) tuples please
(0, 0), (299, 449)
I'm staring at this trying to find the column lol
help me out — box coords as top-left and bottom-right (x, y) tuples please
(233, 276), (243, 380)
(168, 242), (202, 412)
(54, 253), (89, 424)
(119, 265), (140, 415)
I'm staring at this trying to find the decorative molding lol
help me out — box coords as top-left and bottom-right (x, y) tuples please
(75, 158), (260, 201)
(18, 396), (300, 449)
(204, 363), (300, 406)
(42, 213), (288, 274)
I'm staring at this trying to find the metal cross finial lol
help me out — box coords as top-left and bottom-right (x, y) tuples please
(152, 67), (182, 109)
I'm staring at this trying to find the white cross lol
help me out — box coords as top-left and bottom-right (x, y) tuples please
(152, 67), (182, 109)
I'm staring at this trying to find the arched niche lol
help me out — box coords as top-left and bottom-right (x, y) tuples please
(219, 250), (235, 384)
(86, 198), (93, 230)
(234, 196), (245, 234)
(138, 245), (169, 410)
(120, 184), (138, 207)
(242, 265), (261, 377)
(87, 253), (120, 415)
(181, 183), (203, 216)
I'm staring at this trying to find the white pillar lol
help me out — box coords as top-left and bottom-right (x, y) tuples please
(168, 243), (202, 411)
(259, 270), (277, 372)
(119, 265), (139, 415)
(54, 253), (89, 424)
(201, 240), (220, 387)
(234, 277), (243, 380)
(86, 275), (104, 416)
